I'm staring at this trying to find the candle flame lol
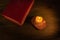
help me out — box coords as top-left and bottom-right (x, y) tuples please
(35, 16), (43, 23)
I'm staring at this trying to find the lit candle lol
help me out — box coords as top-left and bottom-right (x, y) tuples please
(31, 16), (47, 30)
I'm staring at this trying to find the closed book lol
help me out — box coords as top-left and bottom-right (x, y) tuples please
(2, 0), (34, 26)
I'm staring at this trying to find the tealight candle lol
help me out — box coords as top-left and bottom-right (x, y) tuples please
(31, 16), (47, 30)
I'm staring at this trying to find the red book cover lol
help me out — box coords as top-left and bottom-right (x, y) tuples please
(2, 0), (34, 26)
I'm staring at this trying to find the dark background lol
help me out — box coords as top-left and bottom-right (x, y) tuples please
(0, 0), (60, 40)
